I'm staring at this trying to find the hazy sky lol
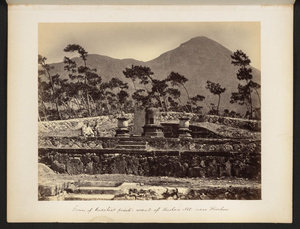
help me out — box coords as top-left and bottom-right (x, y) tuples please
(39, 22), (260, 69)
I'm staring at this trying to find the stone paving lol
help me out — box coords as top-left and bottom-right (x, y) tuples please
(38, 164), (261, 201)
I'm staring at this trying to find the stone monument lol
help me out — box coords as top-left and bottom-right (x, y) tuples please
(133, 106), (145, 136)
(142, 107), (164, 137)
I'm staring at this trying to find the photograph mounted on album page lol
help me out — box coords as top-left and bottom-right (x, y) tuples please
(7, 3), (293, 223)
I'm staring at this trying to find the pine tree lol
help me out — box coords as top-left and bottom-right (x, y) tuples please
(205, 81), (226, 115)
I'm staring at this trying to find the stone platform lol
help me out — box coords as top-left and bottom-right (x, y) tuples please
(39, 172), (261, 201)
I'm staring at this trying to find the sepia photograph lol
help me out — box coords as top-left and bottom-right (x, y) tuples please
(7, 2), (294, 222)
(37, 22), (262, 201)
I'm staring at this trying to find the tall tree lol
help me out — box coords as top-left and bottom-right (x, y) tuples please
(230, 50), (260, 119)
(190, 95), (206, 113)
(165, 88), (182, 111)
(166, 72), (191, 111)
(249, 80), (261, 106)
(123, 65), (139, 92)
(38, 55), (63, 120)
(118, 90), (129, 111)
(132, 89), (151, 107)
(38, 76), (51, 121)
(151, 79), (169, 111)
(205, 80), (226, 115)
(63, 44), (102, 117)
(123, 65), (166, 110)
(230, 83), (252, 118)
(103, 77), (129, 113)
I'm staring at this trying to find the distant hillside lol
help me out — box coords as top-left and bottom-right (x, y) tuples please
(50, 36), (261, 115)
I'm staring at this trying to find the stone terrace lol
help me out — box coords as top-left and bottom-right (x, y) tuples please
(38, 112), (261, 200)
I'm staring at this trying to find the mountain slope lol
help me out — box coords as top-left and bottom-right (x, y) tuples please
(49, 36), (261, 114)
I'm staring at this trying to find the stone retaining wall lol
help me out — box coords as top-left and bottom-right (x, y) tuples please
(39, 149), (260, 180)
(39, 136), (260, 153)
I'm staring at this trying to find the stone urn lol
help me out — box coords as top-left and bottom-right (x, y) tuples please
(117, 117), (129, 128)
(179, 117), (190, 129)
(178, 115), (192, 138)
(115, 115), (129, 137)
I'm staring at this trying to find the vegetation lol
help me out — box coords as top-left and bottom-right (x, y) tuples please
(38, 44), (260, 121)
(205, 81), (226, 115)
(230, 50), (261, 119)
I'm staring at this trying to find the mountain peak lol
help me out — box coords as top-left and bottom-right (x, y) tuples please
(180, 36), (213, 46)
(189, 36), (210, 41)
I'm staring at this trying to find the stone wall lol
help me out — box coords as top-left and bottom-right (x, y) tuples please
(38, 112), (261, 136)
(160, 112), (261, 131)
(113, 186), (261, 200)
(38, 114), (134, 136)
(39, 136), (260, 153)
(204, 115), (261, 131)
(39, 149), (260, 180)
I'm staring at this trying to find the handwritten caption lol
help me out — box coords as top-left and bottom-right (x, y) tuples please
(72, 205), (229, 214)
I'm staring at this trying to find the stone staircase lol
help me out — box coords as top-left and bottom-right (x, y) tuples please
(115, 139), (148, 150)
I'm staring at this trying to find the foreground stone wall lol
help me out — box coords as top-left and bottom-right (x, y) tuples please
(113, 186), (261, 200)
(39, 149), (260, 180)
(39, 180), (261, 200)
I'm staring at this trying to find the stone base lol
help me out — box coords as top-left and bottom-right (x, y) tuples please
(178, 128), (192, 139)
(115, 128), (130, 138)
(142, 124), (164, 137)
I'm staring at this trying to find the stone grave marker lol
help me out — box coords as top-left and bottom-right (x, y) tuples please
(133, 106), (145, 136)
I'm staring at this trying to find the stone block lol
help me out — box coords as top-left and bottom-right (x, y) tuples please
(51, 160), (66, 173)
(66, 158), (83, 175)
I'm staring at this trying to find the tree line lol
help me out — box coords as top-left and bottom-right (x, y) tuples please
(38, 44), (261, 121)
